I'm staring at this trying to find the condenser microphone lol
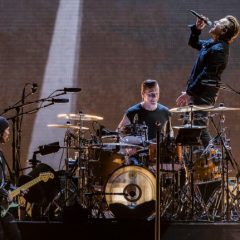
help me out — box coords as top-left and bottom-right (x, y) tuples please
(47, 98), (69, 103)
(31, 83), (38, 93)
(201, 80), (222, 87)
(57, 88), (81, 93)
(190, 10), (212, 27)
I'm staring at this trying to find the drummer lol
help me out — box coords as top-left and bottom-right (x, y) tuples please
(117, 79), (172, 162)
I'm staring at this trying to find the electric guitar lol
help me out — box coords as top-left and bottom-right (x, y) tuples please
(0, 172), (54, 217)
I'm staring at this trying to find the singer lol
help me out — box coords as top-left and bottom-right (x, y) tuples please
(176, 14), (239, 147)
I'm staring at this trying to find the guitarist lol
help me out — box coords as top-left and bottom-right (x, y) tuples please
(0, 116), (27, 240)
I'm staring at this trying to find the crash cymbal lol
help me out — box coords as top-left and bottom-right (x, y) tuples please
(47, 124), (89, 130)
(173, 124), (206, 129)
(58, 113), (103, 121)
(204, 106), (240, 111)
(170, 105), (213, 113)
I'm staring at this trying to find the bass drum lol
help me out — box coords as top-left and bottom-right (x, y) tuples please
(104, 165), (156, 220)
(18, 163), (60, 204)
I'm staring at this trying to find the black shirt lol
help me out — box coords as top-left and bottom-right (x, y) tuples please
(125, 103), (171, 140)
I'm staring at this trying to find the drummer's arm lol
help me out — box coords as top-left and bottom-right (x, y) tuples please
(117, 115), (131, 132)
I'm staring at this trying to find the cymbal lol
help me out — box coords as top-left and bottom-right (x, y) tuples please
(58, 113), (103, 121)
(173, 124), (206, 129)
(204, 106), (240, 111)
(47, 124), (89, 130)
(170, 105), (213, 113)
(93, 142), (144, 149)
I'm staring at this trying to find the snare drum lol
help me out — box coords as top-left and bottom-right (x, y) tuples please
(192, 149), (221, 182)
(120, 124), (147, 145)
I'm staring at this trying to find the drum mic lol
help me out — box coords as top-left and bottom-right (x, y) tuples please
(202, 113), (219, 120)
(165, 117), (171, 142)
(133, 114), (138, 124)
(190, 10), (212, 27)
(133, 114), (138, 134)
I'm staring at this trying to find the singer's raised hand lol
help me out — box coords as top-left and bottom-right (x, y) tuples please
(176, 92), (191, 107)
(196, 16), (208, 30)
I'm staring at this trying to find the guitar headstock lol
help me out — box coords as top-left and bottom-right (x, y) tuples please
(39, 172), (54, 182)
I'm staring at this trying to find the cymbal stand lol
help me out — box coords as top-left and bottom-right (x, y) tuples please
(64, 131), (72, 206)
(175, 106), (207, 220)
(76, 111), (87, 206)
(207, 113), (237, 221)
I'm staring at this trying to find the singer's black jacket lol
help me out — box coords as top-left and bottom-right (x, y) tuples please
(186, 24), (229, 105)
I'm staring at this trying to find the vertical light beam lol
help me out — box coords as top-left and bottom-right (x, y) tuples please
(27, 0), (83, 171)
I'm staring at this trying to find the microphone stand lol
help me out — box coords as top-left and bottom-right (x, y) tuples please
(3, 91), (67, 185)
(155, 122), (163, 240)
(213, 81), (240, 95)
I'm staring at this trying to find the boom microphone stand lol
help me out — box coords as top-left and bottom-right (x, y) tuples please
(2, 89), (70, 184)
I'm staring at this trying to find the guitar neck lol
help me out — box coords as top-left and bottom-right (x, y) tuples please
(10, 176), (42, 198)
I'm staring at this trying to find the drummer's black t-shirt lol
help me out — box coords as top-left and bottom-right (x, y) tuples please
(125, 103), (171, 140)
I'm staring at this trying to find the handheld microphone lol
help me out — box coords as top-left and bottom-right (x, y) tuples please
(47, 98), (69, 103)
(57, 88), (81, 93)
(201, 80), (222, 87)
(190, 10), (212, 27)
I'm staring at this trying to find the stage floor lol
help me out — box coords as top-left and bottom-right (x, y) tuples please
(17, 219), (240, 240)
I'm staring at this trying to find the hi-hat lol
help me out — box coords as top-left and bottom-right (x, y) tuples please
(173, 124), (206, 129)
(170, 105), (213, 113)
(58, 113), (103, 121)
(47, 124), (89, 130)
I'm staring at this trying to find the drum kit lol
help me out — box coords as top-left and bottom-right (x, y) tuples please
(19, 103), (240, 222)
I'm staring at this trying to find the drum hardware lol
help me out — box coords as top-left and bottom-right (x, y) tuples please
(120, 123), (148, 146)
(204, 181), (240, 221)
(173, 124), (206, 129)
(201, 109), (240, 221)
(173, 103), (207, 219)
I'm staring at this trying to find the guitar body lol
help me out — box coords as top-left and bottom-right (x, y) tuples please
(0, 172), (54, 217)
(0, 197), (18, 217)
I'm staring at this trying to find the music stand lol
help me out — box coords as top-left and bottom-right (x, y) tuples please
(175, 127), (202, 219)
